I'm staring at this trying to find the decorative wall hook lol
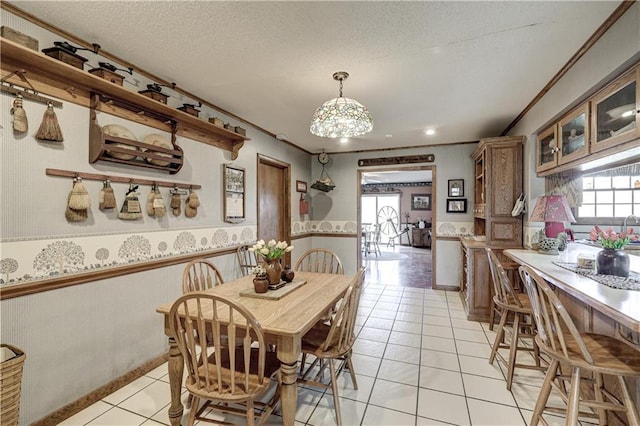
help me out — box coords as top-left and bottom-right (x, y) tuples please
(65, 86), (77, 98)
(0, 70), (64, 108)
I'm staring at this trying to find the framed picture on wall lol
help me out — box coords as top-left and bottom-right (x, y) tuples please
(296, 180), (308, 193)
(446, 198), (467, 213)
(223, 164), (245, 223)
(448, 179), (464, 197)
(411, 194), (431, 210)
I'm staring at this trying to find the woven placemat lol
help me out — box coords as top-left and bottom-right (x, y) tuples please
(239, 279), (307, 300)
(552, 262), (640, 291)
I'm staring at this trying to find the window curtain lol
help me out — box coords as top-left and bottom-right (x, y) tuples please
(544, 163), (640, 208)
(546, 173), (582, 208)
(585, 163), (640, 177)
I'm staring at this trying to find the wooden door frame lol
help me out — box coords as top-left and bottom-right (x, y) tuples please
(257, 154), (292, 264)
(357, 165), (436, 285)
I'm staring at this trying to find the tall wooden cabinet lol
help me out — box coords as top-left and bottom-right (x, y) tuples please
(460, 136), (523, 321)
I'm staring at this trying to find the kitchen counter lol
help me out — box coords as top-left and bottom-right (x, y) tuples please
(504, 242), (640, 422)
(504, 243), (640, 332)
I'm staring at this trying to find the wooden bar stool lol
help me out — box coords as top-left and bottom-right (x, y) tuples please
(519, 265), (640, 425)
(486, 248), (543, 390)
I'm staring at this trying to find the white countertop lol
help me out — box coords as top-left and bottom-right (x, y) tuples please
(504, 243), (640, 332)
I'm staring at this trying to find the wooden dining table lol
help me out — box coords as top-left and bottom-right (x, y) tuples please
(156, 271), (354, 426)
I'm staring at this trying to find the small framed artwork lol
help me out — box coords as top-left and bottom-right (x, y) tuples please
(411, 194), (432, 210)
(446, 198), (467, 213)
(223, 164), (245, 223)
(448, 179), (464, 197)
(296, 180), (307, 193)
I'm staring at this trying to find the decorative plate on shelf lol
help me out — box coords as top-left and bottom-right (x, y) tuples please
(605, 103), (635, 119)
(102, 124), (138, 160)
(143, 134), (173, 166)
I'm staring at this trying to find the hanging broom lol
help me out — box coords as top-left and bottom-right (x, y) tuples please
(146, 187), (156, 217)
(118, 184), (143, 220)
(170, 190), (181, 217)
(99, 179), (116, 210)
(65, 178), (88, 222)
(187, 189), (200, 208)
(153, 185), (166, 218)
(68, 177), (91, 210)
(185, 189), (199, 218)
(35, 102), (64, 142)
(11, 93), (28, 134)
(185, 203), (197, 218)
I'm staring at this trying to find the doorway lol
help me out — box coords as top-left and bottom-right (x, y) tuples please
(257, 154), (291, 262)
(357, 166), (435, 288)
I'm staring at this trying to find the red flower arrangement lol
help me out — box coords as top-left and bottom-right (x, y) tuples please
(589, 225), (638, 249)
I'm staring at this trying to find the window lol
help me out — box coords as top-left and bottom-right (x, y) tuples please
(361, 194), (400, 243)
(577, 164), (640, 220)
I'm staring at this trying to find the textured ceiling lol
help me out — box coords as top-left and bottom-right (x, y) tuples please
(10, 1), (620, 154)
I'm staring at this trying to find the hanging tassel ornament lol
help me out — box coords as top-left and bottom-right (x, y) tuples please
(11, 94), (28, 133)
(65, 178), (89, 222)
(118, 184), (143, 220)
(68, 177), (91, 210)
(36, 102), (64, 142)
(152, 185), (166, 218)
(185, 189), (199, 218)
(99, 179), (116, 210)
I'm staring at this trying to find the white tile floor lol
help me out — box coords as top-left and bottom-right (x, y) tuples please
(61, 283), (598, 425)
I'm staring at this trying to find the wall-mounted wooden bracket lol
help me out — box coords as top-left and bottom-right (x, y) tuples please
(46, 168), (201, 190)
(0, 70), (64, 108)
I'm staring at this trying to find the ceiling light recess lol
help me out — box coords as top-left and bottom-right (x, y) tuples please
(310, 71), (373, 139)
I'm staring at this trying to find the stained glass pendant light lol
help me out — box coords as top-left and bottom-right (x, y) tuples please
(310, 71), (373, 138)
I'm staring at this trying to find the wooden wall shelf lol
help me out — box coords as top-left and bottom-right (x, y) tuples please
(89, 93), (185, 174)
(0, 37), (249, 159)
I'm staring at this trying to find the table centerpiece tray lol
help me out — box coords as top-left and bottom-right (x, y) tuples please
(239, 279), (307, 300)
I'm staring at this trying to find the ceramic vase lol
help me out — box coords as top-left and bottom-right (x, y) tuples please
(264, 259), (282, 285)
(596, 248), (630, 278)
(253, 276), (269, 293)
(281, 265), (295, 283)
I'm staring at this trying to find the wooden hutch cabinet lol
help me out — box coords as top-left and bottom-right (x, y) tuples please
(460, 136), (523, 321)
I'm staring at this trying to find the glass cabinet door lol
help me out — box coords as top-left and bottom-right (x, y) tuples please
(474, 152), (485, 208)
(536, 125), (558, 173)
(558, 104), (589, 165)
(591, 69), (639, 152)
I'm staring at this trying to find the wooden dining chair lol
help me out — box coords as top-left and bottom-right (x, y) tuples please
(182, 258), (224, 293)
(486, 248), (542, 390)
(295, 248), (345, 372)
(298, 268), (365, 426)
(169, 292), (281, 426)
(294, 248), (344, 274)
(519, 265), (640, 425)
(237, 244), (259, 277)
(181, 258), (227, 407)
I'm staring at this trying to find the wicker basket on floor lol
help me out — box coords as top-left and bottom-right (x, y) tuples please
(1, 344), (26, 426)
